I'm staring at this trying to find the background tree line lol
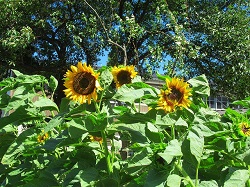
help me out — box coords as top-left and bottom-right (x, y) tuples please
(0, 0), (249, 104)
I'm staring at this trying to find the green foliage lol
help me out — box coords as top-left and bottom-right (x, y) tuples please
(0, 69), (249, 186)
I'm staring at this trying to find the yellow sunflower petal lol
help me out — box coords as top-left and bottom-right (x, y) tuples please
(63, 62), (102, 104)
(157, 77), (192, 113)
(111, 65), (137, 88)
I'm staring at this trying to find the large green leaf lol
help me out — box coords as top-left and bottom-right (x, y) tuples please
(158, 139), (182, 164)
(113, 84), (157, 104)
(33, 97), (59, 112)
(23, 171), (59, 187)
(4, 86), (36, 112)
(187, 131), (204, 162)
(145, 122), (163, 143)
(99, 68), (113, 89)
(1, 128), (36, 165)
(115, 122), (149, 144)
(44, 115), (64, 132)
(232, 96), (250, 108)
(124, 147), (152, 176)
(144, 169), (168, 187)
(199, 180), (218, 187)
(188, 74), (210, 97)
(166, 174), (182, 187)
(0, 107), (39, 129)
(224, 169), (249, 187)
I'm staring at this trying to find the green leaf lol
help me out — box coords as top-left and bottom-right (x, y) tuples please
(158, 139), (182, 164)
(79, 167), (99, 186)
(167, 174), (182, 187)
(112, 106), (130, 114)
(127, 81), (159, 95)
(44, 115), (64, 132)
(33, 97), (59, 112)
(113, 84), (157, 104)
(49, 75), (58, 93)
(124, 147), (152, 176)
(67, 117), (87, 131)
(59, 98), (71, 113)
(188, 74), (210, 97)
(199, 180), (218, 187)
(4, 86), (36, 112)
(232, 96), (250, 108)
(187, 131), (204, 162)
(0, 77), (16, 95)
(99, 68), (113, 89)
(175, 117), (188, 127)
(156, 72), (170, 82)
(144, 169), (168, 187)
(12, 69), (23, 76)
(118, 112), (153, 124)
(155, 114), (176, 129)
(1, 128), (36, 165)
(241, 150), (250, 165)
(23, 171), (59, 187)
(145, 122), (163, 143)
(0, 107), (39, 129)
(85, 113), (108, 132)
(115, 122), (149, 144)
(224, 169), (249, 187)
(68, 126), (88, 140)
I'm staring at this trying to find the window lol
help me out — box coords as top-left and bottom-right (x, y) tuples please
(207, 96), (230, 110)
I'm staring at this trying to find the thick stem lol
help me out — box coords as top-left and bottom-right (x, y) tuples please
(171, 124), (175, 140)
(195, 161), (200, 187)
(175, 161), (196, 187)
(101, 130), (113, 175)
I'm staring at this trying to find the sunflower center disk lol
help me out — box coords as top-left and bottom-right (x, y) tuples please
(242, 125), (250, 134)
(73, 72), (96, 95)
(168, 87), (183, 102)
(117, 70), (131, 85)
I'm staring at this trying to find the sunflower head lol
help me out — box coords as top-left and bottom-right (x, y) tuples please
(37, 131), (49, 143)
(157, 77), (192, 113)
(111, 65), (137, 88)
(63, 62), (102, 104)
(89, 135), (103, 144)
(237, 122), (250, 137)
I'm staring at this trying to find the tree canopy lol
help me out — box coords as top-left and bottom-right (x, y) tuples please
(0, 0), (249, 102)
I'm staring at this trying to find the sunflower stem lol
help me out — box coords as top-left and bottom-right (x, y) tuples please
(101, 130), (113, 175)
(98, 90), (105, 109)
(94, 101), (100, 113)
(174, 161), (196, 187)
(171, 124), (175, 140)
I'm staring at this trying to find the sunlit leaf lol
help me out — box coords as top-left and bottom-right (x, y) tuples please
(49, 75), (58, 93)
(224, 169), (249, 187)
(158, 139), (182, 164)
(188, 74), (210, 97)
(187, 131), (204, 162)
(199, 180), (218, 187)
(167, 174), (182, 187)
(33, 97), (59, 112)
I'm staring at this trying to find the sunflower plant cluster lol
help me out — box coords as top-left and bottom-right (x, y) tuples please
(0, 62), (249, 187)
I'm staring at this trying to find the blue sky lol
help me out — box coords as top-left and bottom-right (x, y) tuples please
(97, 51), (167, 75)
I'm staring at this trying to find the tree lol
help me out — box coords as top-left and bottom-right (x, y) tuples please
(0, 0), (249, 102)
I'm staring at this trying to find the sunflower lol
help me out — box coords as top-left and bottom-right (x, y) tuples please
(111, 65), (137, 88)
(89, 135), (103, 144)
(237, 122), (250, 137)
(64, 62), (102, 104)
(37, 131), (49, 143)
(157, 77), (192, 113)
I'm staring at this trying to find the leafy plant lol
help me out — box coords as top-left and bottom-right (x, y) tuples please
(0, 65), (249, 187)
